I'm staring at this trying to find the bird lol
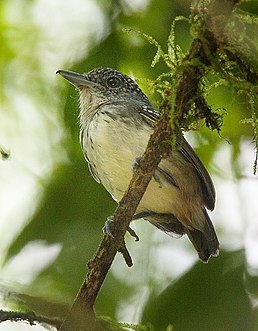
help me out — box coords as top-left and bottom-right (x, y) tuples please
(57, 67), (219, 263)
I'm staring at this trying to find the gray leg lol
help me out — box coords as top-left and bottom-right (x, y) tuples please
(153, 171), (162, 188)
(103, 216), (115, 238)
(132, 156), (142, 172)
(103, 216), (139, 241)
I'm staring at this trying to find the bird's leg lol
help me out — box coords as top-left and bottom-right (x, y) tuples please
(103, 216), (139, 241)
(132, 156), (162, 188)
(153, 172), (163, 188)
(103, 216), (138, 267)
(103, 216), (115, 238)
(132, 156), (141, 172)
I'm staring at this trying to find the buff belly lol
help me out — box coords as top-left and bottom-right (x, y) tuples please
(81, 112), (188, 219)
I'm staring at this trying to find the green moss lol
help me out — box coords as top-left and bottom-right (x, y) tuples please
(126, 7), (258, 172)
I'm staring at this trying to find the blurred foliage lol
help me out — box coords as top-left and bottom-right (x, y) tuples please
(0, 0), (258, 330)
(142, 250), (257, 331)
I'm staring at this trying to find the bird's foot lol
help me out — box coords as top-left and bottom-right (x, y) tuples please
(153, 172), (162, 188)
(103, 216), (115, 238)
(132, 156), (141, 172)
(103, 216), (139, 241)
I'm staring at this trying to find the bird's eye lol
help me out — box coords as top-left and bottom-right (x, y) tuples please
(106, 76), (122, 88)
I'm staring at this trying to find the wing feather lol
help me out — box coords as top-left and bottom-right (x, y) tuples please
(138, 105), (215, 210)
(178, 138), (215, 210)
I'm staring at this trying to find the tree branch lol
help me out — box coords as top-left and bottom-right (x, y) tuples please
(174, 0), (242, 131)
(59, 100), (172, 330)
(0, 309), (61, 329)
(59, 1), (241, 330)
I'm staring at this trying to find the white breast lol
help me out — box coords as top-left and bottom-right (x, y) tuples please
(82, 111), (151, 200)
(81, 110), (184, 218)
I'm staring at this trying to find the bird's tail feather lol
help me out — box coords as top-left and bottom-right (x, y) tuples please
(145, 209), (219, 263)
(184, 209), (219, 262)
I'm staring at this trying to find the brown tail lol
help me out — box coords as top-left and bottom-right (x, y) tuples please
(143, 210), (219, 263)
(185, 209), (219, 263)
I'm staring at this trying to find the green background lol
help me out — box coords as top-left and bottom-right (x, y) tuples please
(0, 0), (258, 330)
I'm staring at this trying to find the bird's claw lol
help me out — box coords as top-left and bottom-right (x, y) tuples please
(153, 172), (162, 188)
(103, 217), (140, 241)
(103, 216), (115, 238)
(132, 156), (141, 172)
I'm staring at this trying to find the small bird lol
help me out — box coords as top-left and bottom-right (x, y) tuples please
(57, 67), (219, 262)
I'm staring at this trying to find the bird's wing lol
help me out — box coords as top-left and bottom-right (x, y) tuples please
(138, 105), (215, 210)
(138, 104), (160, 125)
(178, 138), (215, 210)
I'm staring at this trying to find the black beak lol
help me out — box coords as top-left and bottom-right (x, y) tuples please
(56, 70), (96, 88)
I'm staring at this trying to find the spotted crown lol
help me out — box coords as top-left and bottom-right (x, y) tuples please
(84, 67), (150, 102)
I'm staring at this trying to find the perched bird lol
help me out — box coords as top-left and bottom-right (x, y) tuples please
(57, 68), (219, 262)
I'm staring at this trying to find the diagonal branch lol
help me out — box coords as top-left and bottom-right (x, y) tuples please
(0, 310), (61, 329)
(59, 99), (172, 330)
(59, 1), (241, 330)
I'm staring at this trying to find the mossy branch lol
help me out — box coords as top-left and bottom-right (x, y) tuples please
(60, 0), (253, 329)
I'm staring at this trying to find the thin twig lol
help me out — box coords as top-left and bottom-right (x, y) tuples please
(118, 239), (133, 267)
(0, 309), (61, 329)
